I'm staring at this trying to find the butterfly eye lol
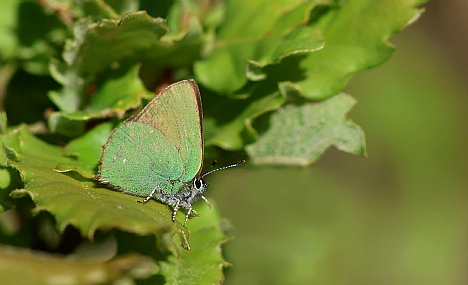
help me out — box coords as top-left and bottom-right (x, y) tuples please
(193, 178), (205, 191)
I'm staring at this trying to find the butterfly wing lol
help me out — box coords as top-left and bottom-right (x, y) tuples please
(132, 80), (204, 182)
(98, 121), (184, 196)
(97, 80), (204, 196)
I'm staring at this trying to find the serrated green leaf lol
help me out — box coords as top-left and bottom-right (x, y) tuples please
(144, 16), (206, 71)
(48, 64), (153, 135)
(0, 168), (18, 212)
(195, 0), (425, 103)
(3, 126), (189, 251)
(46, 113), (87, 138)
(160, 200), (231, 285)
(198, 0), (423, 153)
(204, 88), (286, 150)
(57, 122), (114, 178)
(49, 11), (168, 112)
(88, 64), (154, 113)
(246, 26), (324, 81)
(194, 0), (326, 93)
(246, 93), (366, 165)
(0, 246), (157, 285)
(295, 0), (425, 99)
(0, 127), (22, 167)
(2, 126), (232, 273)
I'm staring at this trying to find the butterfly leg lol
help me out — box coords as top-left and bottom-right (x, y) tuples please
(172, 198), (180, 222)
(184, 207), (192, 226)
(200, 195), (212, 209)
(137, 185), (160, 204)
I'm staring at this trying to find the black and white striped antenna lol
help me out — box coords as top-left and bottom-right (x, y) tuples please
(201, 160), (246, 178)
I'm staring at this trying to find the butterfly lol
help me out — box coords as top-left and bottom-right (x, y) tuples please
(96, 80), (244, 225)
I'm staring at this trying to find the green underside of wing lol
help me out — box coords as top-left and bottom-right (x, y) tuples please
(99, 122), (186, 195)
(136, 81), (204, 181)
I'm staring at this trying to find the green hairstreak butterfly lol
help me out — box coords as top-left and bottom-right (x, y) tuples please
(96, 80), (244, 225)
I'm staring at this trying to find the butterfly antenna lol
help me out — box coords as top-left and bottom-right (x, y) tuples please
(202, 160), (218, 175)
(202, 160), (246, 178)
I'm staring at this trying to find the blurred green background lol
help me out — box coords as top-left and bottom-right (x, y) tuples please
(207, 1), (468, 284)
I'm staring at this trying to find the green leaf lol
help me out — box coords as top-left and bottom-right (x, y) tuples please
(195, 0), (424, 99)
(0, 112), (7, 134)
(0, 246), (157, 285)
(145, 17), (206, 69)
(295, 0), (425, 99)
(0, 1), (66, 75)
(245, 26), (324, 81)
(198, 0), (423, 155)
(1, 125), (232, 283)
(0, 168), (18, 211)
(49, 11), (168, 113)
(204, 87), (286, 151)
(87, 64), (154, 113)
(0, 0), (19, 60)
(0, 126), (22, 167)
(3, 126), (190, 251)
(72, 0), (121, 20)
(246, 93), (366, 165)
(159, 200), (231, 285)
(194, 0), (326, 94)
(57, 122), (114, 178)
(48, 64), (153, 136)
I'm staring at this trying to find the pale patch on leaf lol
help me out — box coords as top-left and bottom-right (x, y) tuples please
(246, 93), (366, 165)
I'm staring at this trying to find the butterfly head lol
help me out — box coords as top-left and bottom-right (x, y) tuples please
(187, 160), (245, 204)
(192, 177), (207, 195)
(170, 160), (246, 226)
